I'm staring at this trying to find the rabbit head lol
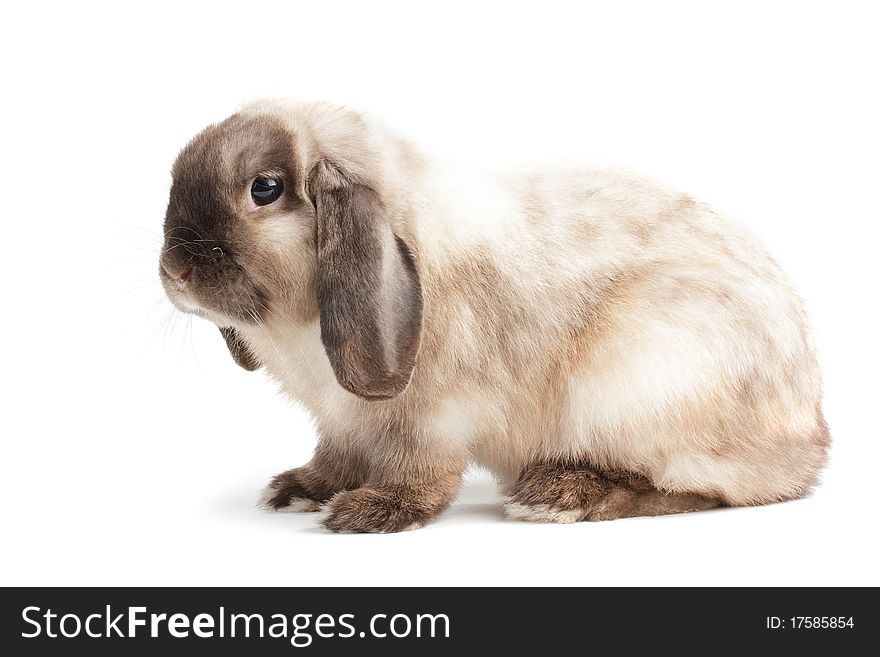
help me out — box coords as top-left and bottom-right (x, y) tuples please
(159, 106), (422, 399)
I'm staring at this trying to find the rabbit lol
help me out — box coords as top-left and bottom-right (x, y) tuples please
(159, 98), (829, 533)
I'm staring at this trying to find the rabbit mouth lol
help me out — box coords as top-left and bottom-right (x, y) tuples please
(159, 260), (269, 327)
(159, 270), (202, 313)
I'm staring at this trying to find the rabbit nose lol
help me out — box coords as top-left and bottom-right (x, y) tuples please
(161, 260), (192, 285)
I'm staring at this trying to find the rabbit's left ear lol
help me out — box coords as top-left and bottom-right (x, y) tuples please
(309, 161), (423, 401)
(219, 327), (261, 371)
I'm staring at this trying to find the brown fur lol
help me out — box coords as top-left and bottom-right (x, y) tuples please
(317, 421), (468, 532)
(309, 161), (423, 400)
(323, 481), (459, 533)
(219, 327), (261, 371)
(263, 438), (369, 507)
(160, 113), (312, 327)
(509, 461), (721, 521)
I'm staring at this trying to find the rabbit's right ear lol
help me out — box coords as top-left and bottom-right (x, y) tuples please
(308, 161), (423, 401)
(219, 327), (261, 371)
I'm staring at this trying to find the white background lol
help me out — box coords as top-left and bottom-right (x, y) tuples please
(1, 1), (878, 586)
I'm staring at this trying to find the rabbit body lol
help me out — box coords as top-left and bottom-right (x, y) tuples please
(162, 99), (828, 530)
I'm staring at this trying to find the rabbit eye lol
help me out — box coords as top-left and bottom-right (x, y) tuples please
(251, 177), (283, 206)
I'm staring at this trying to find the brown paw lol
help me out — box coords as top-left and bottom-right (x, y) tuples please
(322, 487), (435, 533)
(505, 461), (719, 523)
(258, 467), (326, 513)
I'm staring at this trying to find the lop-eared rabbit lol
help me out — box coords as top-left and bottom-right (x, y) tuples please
(160, 99), (828, 532)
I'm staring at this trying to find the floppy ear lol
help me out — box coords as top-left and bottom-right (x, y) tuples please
(309, 161), (423, 401)
(219, 327), (261, 372)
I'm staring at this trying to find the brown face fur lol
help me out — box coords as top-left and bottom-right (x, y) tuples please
(159, 114), (310, 328)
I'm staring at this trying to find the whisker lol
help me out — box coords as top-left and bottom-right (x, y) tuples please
(165, 226), (207, 241)
(120, 279), (165, 295)
(147, 306), (175, 350)
(187, 315), (200, 368)
(145, 296), (170, 322)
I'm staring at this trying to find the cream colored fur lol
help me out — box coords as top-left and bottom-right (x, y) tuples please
(231, 99), (827, 508)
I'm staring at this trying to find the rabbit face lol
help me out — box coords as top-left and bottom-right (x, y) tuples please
(159, 114), (317, 328)
(159, 108), (424, 400)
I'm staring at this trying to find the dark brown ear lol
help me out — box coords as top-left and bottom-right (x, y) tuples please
(309, 161), (423, 401)
(219, 327), (261, 371)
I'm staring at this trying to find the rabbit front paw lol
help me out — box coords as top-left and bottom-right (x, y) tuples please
(258, 467), (331, 513)
(322, 486), (443, 533)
